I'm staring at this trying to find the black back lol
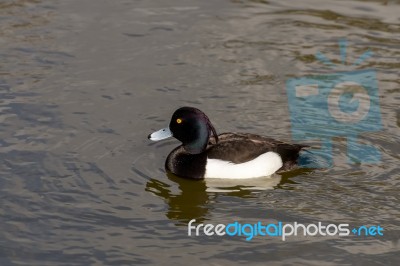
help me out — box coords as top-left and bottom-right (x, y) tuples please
(207, 133), (306, 171)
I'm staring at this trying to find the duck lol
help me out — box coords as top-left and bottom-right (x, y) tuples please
(148, 107), (307, 180)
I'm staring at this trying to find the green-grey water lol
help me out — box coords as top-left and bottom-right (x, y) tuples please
(1, 0), (399, 265)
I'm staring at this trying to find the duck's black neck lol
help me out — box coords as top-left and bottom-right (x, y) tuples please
(183, 120), (209, 154)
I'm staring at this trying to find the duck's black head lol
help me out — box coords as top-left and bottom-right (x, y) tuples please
(148, 107), (218, 154)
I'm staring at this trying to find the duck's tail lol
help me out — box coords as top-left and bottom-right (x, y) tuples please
(276, 144), (308, 171)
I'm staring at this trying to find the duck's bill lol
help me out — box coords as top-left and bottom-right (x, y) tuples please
(148, 128), (173, 141)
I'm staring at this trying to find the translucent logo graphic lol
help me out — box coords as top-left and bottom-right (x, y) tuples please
(286, 39), (382, 167)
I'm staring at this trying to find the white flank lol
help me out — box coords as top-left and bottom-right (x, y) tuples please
(204, 152), (283, 179)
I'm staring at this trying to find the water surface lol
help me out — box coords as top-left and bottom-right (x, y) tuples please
(1, 0), (399, 265)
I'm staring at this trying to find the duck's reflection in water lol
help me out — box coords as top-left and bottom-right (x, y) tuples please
(145, 172), (298, 225)
(146, 174), (209, 224)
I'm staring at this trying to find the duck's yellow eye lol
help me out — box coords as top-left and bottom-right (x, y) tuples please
(176, 118), (182, 124)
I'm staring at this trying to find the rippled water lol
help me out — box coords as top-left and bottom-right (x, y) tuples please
(1, 0), (399, 265)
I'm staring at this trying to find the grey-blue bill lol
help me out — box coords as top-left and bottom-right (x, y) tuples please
(148, 127), (173, 141)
